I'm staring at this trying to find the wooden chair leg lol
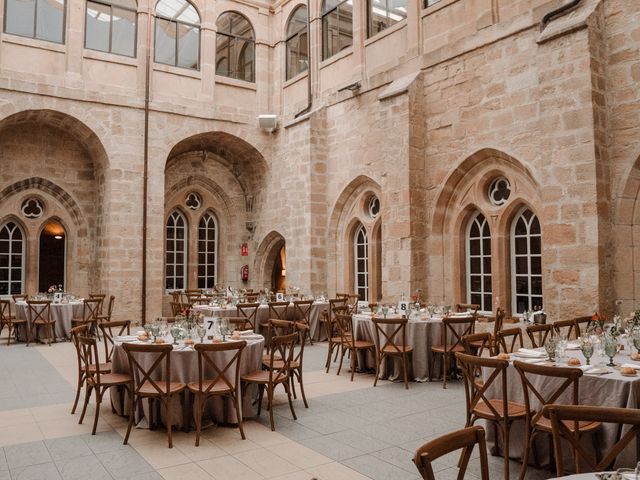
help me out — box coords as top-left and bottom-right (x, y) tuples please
(165, 397), (173, 448)
(325, 342), (333, 372)
(337, 346), (346, 376)
(442, 352), (448, 389)
(79, 384), (93, 425)
(123, 397), (137, 445)
(92, 389), (102, 435)
(71, 371), (84, 414)
(296, 370), (309, 408)
(403, 353), (409, 389)
(519, 425), (531, 480)
(234, 393), (246, 440)
(373, 353), (381, 387)
(283, 382), (297, 421)
(194, 395), (202, 447)
(267, 386), (275, 431)
(350, 348), (356, 381)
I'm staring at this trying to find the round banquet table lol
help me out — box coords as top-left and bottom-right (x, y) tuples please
(14, 300), (84, 340)
(484, 348), (640, 472)
(193, 301), (329, 341)
(352, 312), (470, 382)
(110, 336), (265, 429)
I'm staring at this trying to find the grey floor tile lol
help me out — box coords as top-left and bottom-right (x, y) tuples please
(299, 436), (365, 462)
(327, 430), (392, 454)
(118, 472), (163, 480)
(0, 448), (7, 470)
(370, 446), (416, 473)
(0, 469), (9, 480)
(45, 436), (93, 463)
(82, 431), (128, 454)
(11, 461), (63, 480)
(97, 448), (153, 479)
(55, 454), (112, 480)
(5, 441), (52, 470)
(342, 454), (420, 480)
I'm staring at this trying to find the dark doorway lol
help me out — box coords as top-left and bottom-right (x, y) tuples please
(39, 220), (66, 292)
(271, 242), (286, 293)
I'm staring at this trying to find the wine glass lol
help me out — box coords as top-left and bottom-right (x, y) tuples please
(604, 335), (619, 367)
(381, 305), (389, 319)
(220, 318), (230, 339)
(170, 325), (182, 345)
(196, 324), (206, 343)
(150, 323), (160, 342)
(580, 337), (594, 366)
(545, 336), (557, 362)
(633, 329), (640, 356)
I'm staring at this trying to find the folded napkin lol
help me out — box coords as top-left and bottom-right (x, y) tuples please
(620, 363), (640, 371)
(450, 312), (472, 317)
(116, 335), (139, 341)
(565, 341), (581, 350)
(239, 330), (254, 336)
(515, 348), (547, 358)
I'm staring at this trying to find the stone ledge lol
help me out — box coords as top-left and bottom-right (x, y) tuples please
(537, 0), (602, 44)
(377, 70), (421, 101)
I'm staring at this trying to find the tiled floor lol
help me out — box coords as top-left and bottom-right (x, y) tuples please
(0, 335), (553, 479)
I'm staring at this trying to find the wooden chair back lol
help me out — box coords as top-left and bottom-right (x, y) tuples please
(99, 320), (131, 362)
(265, 319), (295, 344)
(266, 332), (298, 384)
(268, 302), (290, 320)
(0, 299), (12, 322)
(335, 293), (349, 300)
(456, 303), (479, 315)
(12, 294), (27, 303)
(346, 294), (359, 314)
(244, 293), (259, 303)
(235, 303), (259, 330)
(413, 426), (489, 480)
(461, 332), (492, 356)
(193, 341), (246, 395)
(513, 360), (583, 429)
(170, 302), (185, 316)
(82, 298), (102, 322)
(170, 291), (183, 303)
(103, 295), (116, 319)
(334, 313), (355, 349)
(526, 323), (554, 348)
(572, 316), (592, 338)
(456, 353), (509, 424)
(293, 300), (313, 324)
(123, 343), (173, 397)
(543, 404), (640, 474)
(492, 307), (505, 339)
(77, 335), (102, 385)
(372, 317), (408, 355)
(553, 318), (578, 339)
(293, 322), (309, 365)
(496, 327), (523, 353)
(26, 300), (51, 323)
(442, 315), (475, 352)
(89, 293), (106, 313)
(185, 292), (202, 306)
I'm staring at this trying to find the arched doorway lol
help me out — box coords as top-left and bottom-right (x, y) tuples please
(271, 241), (286, 293)
(39, 220), (66, 292)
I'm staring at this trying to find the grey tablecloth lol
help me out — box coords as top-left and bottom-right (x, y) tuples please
(110, 337), (264, 429)
(14, 301), (83, 340)
(484, 350), (640, 471)
(352, 313), (462, 383)
(193, 302), (329, 341)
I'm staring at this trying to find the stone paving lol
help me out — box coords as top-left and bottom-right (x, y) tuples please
(0, 336), (553, 480)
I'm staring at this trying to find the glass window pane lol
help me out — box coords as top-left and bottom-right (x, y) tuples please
(531, 277), (542, 295)
(155, 17), (176, 65)
(338, 4), (352, 51)
(368, 0), (387, 36)
(36, 0), (64, 42)
(5, 0), (36, 37)
(515, 237), (527, 255)
(531, 297), (543, 310)
(514, 218), (527, 236)
(482, 238), (491, 255)
(287, 6), (306, 36)
(470, 293), (481, 306)
(177, 22), (198, 69)
(85, 1), (110, 52)
(483, 257), (491, 274)
(531, 256), (541, 275)
(515, 256), (528, 274)
(111, 6), (136, 56)
(469, 257), (480, 274)
(469, 239), (480, 256)
(470, 276), (481, 292)
(484, 275), (492, 291)
(483, 294), (492, 310)
(515, 276), (528, 294)
(530, 236), (541, 255)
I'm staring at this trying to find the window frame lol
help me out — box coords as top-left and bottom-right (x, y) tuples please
(197, 211), (217, 290)
(154, 0), (201, 70)
(84, 0), (138, 58)
(353, 223), (369, 302)
(510, 207), (543, 315)
(465, 212), (492, 314)
(367, 0), (406, 38)
(321, 0), (353, 60)
(215, 11), (255, 82)
(285, 5), (308, 80)
(3, 0), (67, 44)
(0, 221), (25, 296)
(165, 209), (188, 292)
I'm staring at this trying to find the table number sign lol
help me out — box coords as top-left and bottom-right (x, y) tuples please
(276, 292), (284, 301)
(205, 317), (218, 338)
(398, 300), (410, 315)
(53, 292), (63, 304)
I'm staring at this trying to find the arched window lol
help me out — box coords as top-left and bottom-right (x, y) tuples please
(216, 12), (255, 82)
(154, 0), (200, 69)
(354, 224), (368, 302)
(466, 213), (492, 312)
(165, 210), (187, 291)
(511, 208), (542, 314)
(322, 0), (352, 60)
(4, 0), (65, 43)
(285, 5), (308, 80)
(367, 0), (406, 37)
(0, 222), (24, 295)
(85, 0), (137, 57)
(197, 212), (217, 289)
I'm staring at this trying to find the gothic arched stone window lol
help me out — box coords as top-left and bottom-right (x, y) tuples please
(511, 208), (542, 313)
(165, 210), (187, 291)
(197, 211), (217, 289)
(466, 212), (492, 312)
(0, 221), (24, 295)
(354, 223), (369, 302)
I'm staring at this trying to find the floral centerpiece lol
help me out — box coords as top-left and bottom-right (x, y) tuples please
(47, 285), (58, 294)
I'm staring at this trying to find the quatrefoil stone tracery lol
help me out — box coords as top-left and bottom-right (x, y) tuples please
(488, 177), (511, 207)
(185, 192), (202, 210)
(21, 198), (44, 218)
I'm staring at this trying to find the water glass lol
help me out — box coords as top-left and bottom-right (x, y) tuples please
(381, 305), (389, 318)
(604, 336), (619, 366)
(545, 336), (557, 362)
(580, 337), (594, 365)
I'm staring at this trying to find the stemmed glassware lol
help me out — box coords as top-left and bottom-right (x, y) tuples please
(604, 335), (619, 367)
(580, 337), (594, 366)
(381, 305), (389, 319)
(150, 323), (160, 342)
(220, 318), (230, 340)
(545, 336), (557, 363)
(196, 323), (206, 343)
(170, 325), (183, 345)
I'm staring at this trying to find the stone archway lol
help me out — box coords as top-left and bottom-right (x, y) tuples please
(255, 231), (286, 292)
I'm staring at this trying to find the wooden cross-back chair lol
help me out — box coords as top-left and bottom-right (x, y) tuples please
(242, 332), (298, 431)
(456, 303), (479, 315)
(77, 335), (131, 435)
(70, 324), (111, 414)
(456, 352), (526, 480)
(190, 341), (247, 445)
(260, 302), (290, 339)
(323, 299), (348, 371)
(467, 308), (503, 356)
(97, 295), (116, 323)
(0, 298), (26, 345)
(430, 315), (475, 388)
(513, 360), (601, 480)
(12, 294), (27, 303)
(170, 301), (186, 316)
(72, 298), (102, 337)
(229, 303), (259, 331)
(461, 332), (492, 357)
(526, 323), (554, 348)
(544, 404), (640, 475)
(553, 318), (579, 340)
(293, 300), (314, 344)
(122, 343), (186, 448)
(27, 300), (55, 345)
(262, 319), (294, 358)
(346, 294), (359, 314)
(98, 320), (131, 363)
(572, 316), (593, 338)
(413, 426), (489, 480)
(372, 317), (413, 389)
(89, 293), (106, 314)
(334, 313), (375, 381)
(496, 327), (524, 353)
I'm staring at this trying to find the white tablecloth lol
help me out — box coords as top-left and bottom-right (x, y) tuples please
(110, 337), (265, 429)
(14, 301), (84, 340)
